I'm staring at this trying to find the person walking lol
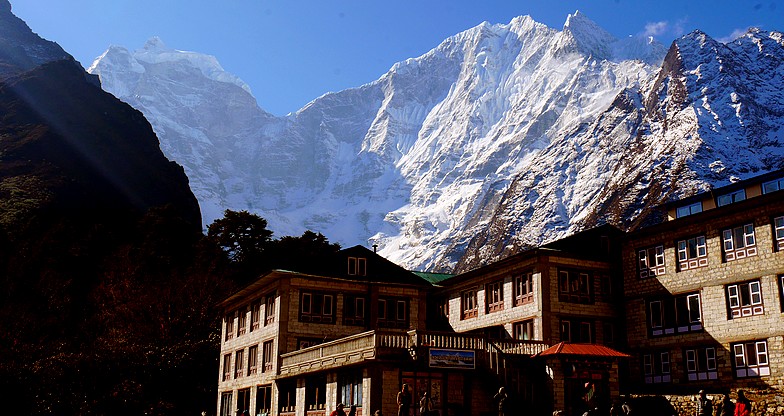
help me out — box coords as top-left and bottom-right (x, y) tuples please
(717, 394), (734, 416)
(493, 387), (508, 416)
(397, 384), (412, 416)
(330, 403), (347, 416)
(734, 390), (751, 416)
(697, 390), (713, 416)
(419, 392), (432, 416)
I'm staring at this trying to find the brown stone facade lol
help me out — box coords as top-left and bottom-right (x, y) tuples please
(623, 180), (784, 410)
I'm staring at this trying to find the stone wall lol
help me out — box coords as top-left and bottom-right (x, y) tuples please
(629, 388), (784, 416)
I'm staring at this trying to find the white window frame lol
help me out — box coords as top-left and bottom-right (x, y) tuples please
(733, 340), (770, 378)
(774, 216), (784, 251)
(638, 245), (666, 278)
(648, 293), (702, 336)
(643, 351), (671, 384)
(676, 202), (702, 218)
(727, 280), (764, 318)
(717, 189), (745, 207)
(677, 236), (708, 270)
(685, 347), (718, 381)
(347, 257), (367, 276)
(723, 224), (757, 261)
(762, 177), (784, 194)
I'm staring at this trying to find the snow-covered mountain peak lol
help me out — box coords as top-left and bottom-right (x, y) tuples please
(142, 36), (168, 52)
(90, 13), (783, 272)
(127, 37), (253, 95)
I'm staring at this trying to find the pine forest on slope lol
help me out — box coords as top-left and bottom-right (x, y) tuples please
(89, 12), (784, 273)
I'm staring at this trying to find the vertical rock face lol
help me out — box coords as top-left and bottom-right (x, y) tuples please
(90, 12), (784, 272)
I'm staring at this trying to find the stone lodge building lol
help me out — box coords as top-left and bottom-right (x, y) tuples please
(216, 169), (784, 416)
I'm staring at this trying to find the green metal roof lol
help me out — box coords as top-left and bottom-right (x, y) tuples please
(412, 271), (455, 285)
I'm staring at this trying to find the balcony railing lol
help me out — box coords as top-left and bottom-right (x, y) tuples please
(278, 330), (408, 376)
(411, 330), (549, 356)
(278, 329), (549, 377)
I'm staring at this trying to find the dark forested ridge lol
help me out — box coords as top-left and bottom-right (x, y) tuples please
(0, 2), (225, 414)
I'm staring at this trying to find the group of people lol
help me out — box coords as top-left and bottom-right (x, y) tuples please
(397, 384), (436, 416)
(697, 389), (752, 416)
(330, 403), (383, 416)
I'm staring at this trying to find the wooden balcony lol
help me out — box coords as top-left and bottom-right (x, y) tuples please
(278, 330), (549, 377)
(278, 330), (409, 377)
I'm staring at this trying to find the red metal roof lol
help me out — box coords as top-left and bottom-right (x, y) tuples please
(536, 342), (630, 358)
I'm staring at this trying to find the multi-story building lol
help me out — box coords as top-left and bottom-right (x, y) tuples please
(432, 225), (628, 416)
(622, 170), (784, 397)
(216, 245), (432, 416)
(216, 169), (784, 416)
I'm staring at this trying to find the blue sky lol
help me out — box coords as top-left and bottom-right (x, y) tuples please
(13, 0), (783, 116)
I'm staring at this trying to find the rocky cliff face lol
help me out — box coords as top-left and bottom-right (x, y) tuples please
(90, 13), (783, 272)
(0, 1), (201, 242)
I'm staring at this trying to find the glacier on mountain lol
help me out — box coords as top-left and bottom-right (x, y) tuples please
(88, 13), (784, 272)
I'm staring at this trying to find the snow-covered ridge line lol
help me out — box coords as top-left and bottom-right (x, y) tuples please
(88, 13), (784, 272)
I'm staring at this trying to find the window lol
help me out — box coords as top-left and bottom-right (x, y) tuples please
(234, 349), (244, 378)
(780, 275), (784, 312)
(222, 353), (231, 381)
(237, 307), (247, 337)
(348, 257), (367, 276)
(250, 301), (261, 331)
(378, 297), (408, 328)
(643, 351), (671, 384)
(648, 293), (702, 336)
(279, 381), (297, 413)
(685, 346), (718, 381)
(560, 319), (592, 343)
(677, 236), (707, 271)
(676, 201), (702, 218)
(265, 292), (276, 325)
(733, 340), (770, 378)
(298, 338), (325, 350)
(723, 224), (757, 261)
(638, 245), (666, 278)
(461, 289), (478, 319)
(727, 280), (764, 318)
(595, 274), (613, 302)
(602, 322), (615, 346)
(717, 189), (745, 207)
(514, 272), (534, 305)
(774, 216), (784, 251)
(305, 376), (326, 411)
(220, 391), (233, 416)
(248, 344), (258, 375)
(558, 270), (592, 303)
(486, 280), (504, 313)
(513, 319), (535, 341)
(300, 291), (334, 323)
(762, 177), (784, 194)
(262, 340), (274, 373)
(256, 386), (272, 416)
(437, 297), (449, 320)
(225, 313), (234, 341)
(340, 372), (363, 407)
(344, 295), (367, 326)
